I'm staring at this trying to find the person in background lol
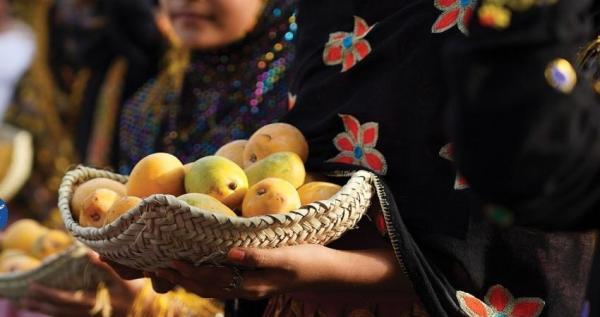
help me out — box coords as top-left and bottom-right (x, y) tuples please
(22, 0), (298, 315)
(4, 0), (166, 227)
(0, 0), (33, 121)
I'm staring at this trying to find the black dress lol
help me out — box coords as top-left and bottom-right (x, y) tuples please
(446, 0), (600, 316)
(278, 0), (595, 316)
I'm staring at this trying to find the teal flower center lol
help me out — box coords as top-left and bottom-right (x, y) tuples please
(460, 0), (471, 7)
(354, 146), (363, 159)
(342, 36), (354, 49)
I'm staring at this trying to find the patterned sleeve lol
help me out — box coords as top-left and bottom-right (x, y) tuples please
(446, 0), (600, 229)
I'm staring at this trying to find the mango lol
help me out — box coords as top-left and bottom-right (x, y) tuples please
(79, 189), (120, 228)
(242, 178), (301, 217)
(244, 152), (305, 188)
(298, 182), (342, 205)
(178, 193), (237, 217)
(126, 153), (185, 198)
(215, 140), (248, 168)
(185, 156), (248, 208)
(105, 196), (142, 225)
(0, 252), (41, 273)
(243, 123), (308, 167)
(2, 219), (48, 253)
(31, 230), (73, 259)
(71, 178), (126, 220)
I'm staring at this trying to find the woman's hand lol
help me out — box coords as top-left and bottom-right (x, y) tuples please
(20, 251), (143, 317)
(99, 255), (176, 294)
(155, 244), (410, 300)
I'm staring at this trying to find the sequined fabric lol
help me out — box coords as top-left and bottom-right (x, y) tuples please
(118, 0), (296, 172)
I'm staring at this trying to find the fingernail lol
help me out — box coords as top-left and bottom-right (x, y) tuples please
(228, 248), (245, 262)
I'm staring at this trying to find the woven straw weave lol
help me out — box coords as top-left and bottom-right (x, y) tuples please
(0, 243), (108, 299)
(58, 166), (374, 271)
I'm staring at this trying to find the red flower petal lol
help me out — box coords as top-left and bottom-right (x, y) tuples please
(510, 298), (545, 317)
(339, 114), (360, 144)
(431, 9), (460, 33)
(362, 148), (388, 175)
(485, 285), (512, 313)
(457, 291), (490, 317)
(329, 31), (348, 42)
(342, 50), (356, 72)
(458, 7), (474, 34)
(435, 0), (458, 9)
(354, 39), (372, 61)
(333, 133), (355, 152)
(323, 44), (344, 65)
(328, 152), (356, 165)
(374, 213), (388, 235)
(360, 122), (379, 147)
(463, 7), (474, 25)
(353, 16), (372, 38)
(455, 174), (470, 190)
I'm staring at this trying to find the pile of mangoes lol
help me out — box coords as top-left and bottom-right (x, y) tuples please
(0, 219), (73, 273)
(72, 123), (342, 227)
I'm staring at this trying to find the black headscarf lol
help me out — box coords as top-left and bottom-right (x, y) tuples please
(283, 0), (594, 316)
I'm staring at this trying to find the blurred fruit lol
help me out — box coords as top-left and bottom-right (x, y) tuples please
(126, 153), (185, 197)
(243, 123), (308, 167)
(297, 182), (342, 205)
(80, 189), (120, 228)
(2, 219), (48, 253)
(215, 140), (248, 168)
(31, 230), (73, 259)
(105, 196), (142, 225)
(71, 178), (126, 220)
(244, 152), (305, 188)
(178, 193), (237, 217)
(242, 178), (301, 217)
(0, 251), (41, 273)
(185, 156), (248, 208)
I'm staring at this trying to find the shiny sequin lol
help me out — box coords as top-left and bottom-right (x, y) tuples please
(545, 58), (577, 94)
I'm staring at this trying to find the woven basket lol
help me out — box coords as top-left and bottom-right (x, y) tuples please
(0, 243), (109, 299)
(58, 165), (374, 271)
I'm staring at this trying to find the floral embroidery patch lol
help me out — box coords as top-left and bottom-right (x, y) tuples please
(456, 285), (545, 317)
(439, 143), (469, 190)
(328, 114), (388, 175)
(323, 16), (375, 72)
(432, 0), (478, 35)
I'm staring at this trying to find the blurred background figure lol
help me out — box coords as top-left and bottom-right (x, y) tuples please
(4, 0), (167, 227)
(0, 0), (34, 122)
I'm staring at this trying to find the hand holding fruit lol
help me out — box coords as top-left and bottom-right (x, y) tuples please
(154, 245), (411, 300)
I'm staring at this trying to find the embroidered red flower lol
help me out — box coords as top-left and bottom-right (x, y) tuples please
(457, 285), (545, 317)
(439, 143), (469, 190)
(432, 0), (477, 35)
(328, 114), (388, 175)
(323, 16), (374, 72)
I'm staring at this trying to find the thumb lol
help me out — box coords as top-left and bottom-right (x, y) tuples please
(227, 247), (289, 269)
